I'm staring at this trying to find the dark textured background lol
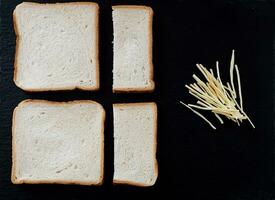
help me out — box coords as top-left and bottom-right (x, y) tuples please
(1, 0), (275, 199)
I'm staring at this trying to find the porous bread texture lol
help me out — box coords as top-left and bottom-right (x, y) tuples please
(112, 6), (154, 93)
(113, 102), (158, 186)
(13, 2), (99, 91)
(12, 100), (105, 185)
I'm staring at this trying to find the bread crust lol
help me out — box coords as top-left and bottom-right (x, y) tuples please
(11, 99), (105, 185)
(13, 2), (100, 92)
(112, 6), (155, 93)
(112, 102), (158, 186)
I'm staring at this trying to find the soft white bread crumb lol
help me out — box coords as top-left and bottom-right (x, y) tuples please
(112, 6), (154, 93)
(113, 103), (158, 186)
(13, 2), (99, 91)
(12, 100), (105, 185)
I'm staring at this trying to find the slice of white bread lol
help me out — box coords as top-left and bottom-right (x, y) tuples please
(13, 2), (99, 91)
(112, 6), (155, 93)
(113, 102), (158, 186)
(12, 100), (105, 185)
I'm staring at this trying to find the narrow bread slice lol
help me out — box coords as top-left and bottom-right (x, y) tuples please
(112, 6), (154, 93)
(113, 102), (158, 186)
(12, 100), (105, 185)
(13, 2), (99, 91)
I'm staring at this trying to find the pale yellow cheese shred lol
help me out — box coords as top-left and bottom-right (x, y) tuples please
(181, 50), (255, 129)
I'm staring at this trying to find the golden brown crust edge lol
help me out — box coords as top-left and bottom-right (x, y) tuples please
(112, 82), (155, 93)
(112, 5), (155, 93)
(13, 5), (19, 90)
(94, 3), (100, 92)
(13, 2), (100, 92)
(11, 99), (105, 185)
(14, 2), (99, 7)
(112, 102), (158, 187)
(112, 5), (153, 12)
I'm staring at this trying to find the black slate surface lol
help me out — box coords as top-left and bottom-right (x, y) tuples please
(0, 0), (275, 199)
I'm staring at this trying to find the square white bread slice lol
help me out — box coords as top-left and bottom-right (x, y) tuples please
(12, 100), (105, 185)
(112, 6), (155, 93)
(113, 102), (158, 186)
(13, 2), (99, 91)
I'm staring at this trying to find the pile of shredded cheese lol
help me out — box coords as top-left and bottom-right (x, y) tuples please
(180, 50), (255, 129)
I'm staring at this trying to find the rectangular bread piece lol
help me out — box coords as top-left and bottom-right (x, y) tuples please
(12, 100), (105, 185)
(112, 6), (155, 93)
(13, 2), (99, 91)
(113, 102), (158, 186)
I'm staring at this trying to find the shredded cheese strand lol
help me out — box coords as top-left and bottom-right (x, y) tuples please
(214, 113), (224, 124)
(235, 64), (243, 110)
(216, 61), (227, 102)
(230, 50), (236, 98)
(180, 101), (216, 130)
